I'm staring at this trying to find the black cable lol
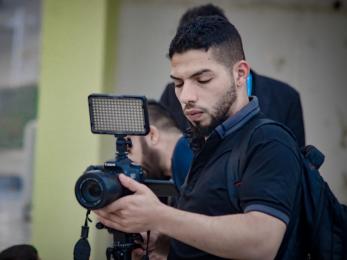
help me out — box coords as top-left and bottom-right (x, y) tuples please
(141, 230), (150, 260)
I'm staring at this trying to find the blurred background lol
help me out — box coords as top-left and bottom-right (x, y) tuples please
(0, 0), (346, 259)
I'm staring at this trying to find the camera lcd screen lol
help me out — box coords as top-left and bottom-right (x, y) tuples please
(88, 94), (150, 136)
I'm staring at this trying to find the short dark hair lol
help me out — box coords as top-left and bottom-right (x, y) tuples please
(169, 15), (245, 67)
(0, 244), (39, 260)
(178, 3), (227, 28)
(147, 100), (180, 133)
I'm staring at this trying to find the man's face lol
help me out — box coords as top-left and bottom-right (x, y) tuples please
(127, 135), (165, 179)
(170, 49), (237, 136)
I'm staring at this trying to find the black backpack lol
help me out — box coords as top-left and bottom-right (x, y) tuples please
(229, 118), (347, 259)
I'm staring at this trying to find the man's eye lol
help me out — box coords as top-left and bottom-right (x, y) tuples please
(174, 82), (183, 88)
(197, 78), (212, 84)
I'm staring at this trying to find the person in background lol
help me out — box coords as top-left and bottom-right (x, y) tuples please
(160, 3), (305, 148)
(127, 100), (192, 189)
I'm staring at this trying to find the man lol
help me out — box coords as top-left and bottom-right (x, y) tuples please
(94, 16), (304, 259)
(127, 100), (193, 189)
(160, 3), (306, 147)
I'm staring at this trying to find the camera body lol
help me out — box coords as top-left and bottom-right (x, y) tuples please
(75, 136), (178, 210)
(75, 137), (144, 210)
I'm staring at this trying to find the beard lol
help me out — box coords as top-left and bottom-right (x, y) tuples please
(189, 82), (237, 137)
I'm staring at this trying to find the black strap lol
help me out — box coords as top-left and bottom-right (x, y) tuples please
(141, 230), (151, 260)
(227, 118), (299, 258)
(227, 118), (292, 203)
(229, 118), (296, 176)
(73, 210), (92, 260)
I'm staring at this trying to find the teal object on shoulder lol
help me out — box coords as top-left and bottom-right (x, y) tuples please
(247, 72), (253, 96)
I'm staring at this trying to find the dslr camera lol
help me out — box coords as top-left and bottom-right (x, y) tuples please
(74, 94), (177, 210)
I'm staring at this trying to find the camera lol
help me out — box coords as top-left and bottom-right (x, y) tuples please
(74, 94), (177, 210)
(73, 94), (177, 260)
(75, 137), (144, 210)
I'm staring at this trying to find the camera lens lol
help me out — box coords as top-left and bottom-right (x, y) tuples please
(81, 179), (103, 204)
(88, 182), (101, 197)
(75, 168), (125, 209)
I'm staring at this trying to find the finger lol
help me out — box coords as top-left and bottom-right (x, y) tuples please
(140, 231), (148, 242)
(132, 247), (145, 255)
(132, 248), (145, 260)
(96, 215), (123, 231)
(118, 174), (147, 193)
(101, 195), (133, 213)
(93, 208), (107, 218)
(93, 206), (122, 218)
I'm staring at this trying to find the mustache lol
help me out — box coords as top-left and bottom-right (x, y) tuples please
(183, 102), (195, 111)
(183, 103), (206, 113)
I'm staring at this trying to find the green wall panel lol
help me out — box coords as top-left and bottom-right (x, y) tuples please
(32, 1), (119, 259)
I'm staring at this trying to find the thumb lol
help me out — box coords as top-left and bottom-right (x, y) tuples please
(118, 174), (146, 193)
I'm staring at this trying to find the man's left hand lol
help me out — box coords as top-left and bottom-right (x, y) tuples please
(93, 174), (164, 233)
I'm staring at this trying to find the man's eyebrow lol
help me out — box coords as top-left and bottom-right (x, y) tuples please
(170, 75), (181, 81)
(170, 69), (212, 80)
(190, 69), (211, 78)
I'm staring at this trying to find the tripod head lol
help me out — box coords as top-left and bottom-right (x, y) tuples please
(96, 222), (144, 260)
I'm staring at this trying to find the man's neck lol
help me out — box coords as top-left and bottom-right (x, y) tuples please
(227, 93), (249, 118)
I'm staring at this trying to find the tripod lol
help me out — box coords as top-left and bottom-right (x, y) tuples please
(106, 229), (140, 260)
(96, 222), (142, 260)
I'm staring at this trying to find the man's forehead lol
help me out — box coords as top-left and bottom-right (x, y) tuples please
(170, 49), (217, 78)
(171, 49), (211, 64)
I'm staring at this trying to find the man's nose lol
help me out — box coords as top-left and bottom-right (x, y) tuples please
(178, 82), (198, 105)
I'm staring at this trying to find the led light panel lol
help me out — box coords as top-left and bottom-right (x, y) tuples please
(88, 94), (149, 136)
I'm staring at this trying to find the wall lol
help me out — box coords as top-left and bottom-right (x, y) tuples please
(31, 1), (118, 259)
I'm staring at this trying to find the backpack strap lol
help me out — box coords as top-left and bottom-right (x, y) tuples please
(226, 117), (300, 258)
(227, 118), (296, 199)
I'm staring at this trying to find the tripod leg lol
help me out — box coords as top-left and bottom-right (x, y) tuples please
(106, 247), (113, 260)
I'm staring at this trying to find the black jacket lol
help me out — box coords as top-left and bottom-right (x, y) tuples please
(159, 70), (305, 147)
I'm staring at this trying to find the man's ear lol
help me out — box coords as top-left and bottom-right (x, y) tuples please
(233, 60), (250, 89)
(147, 125), (160, 145)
